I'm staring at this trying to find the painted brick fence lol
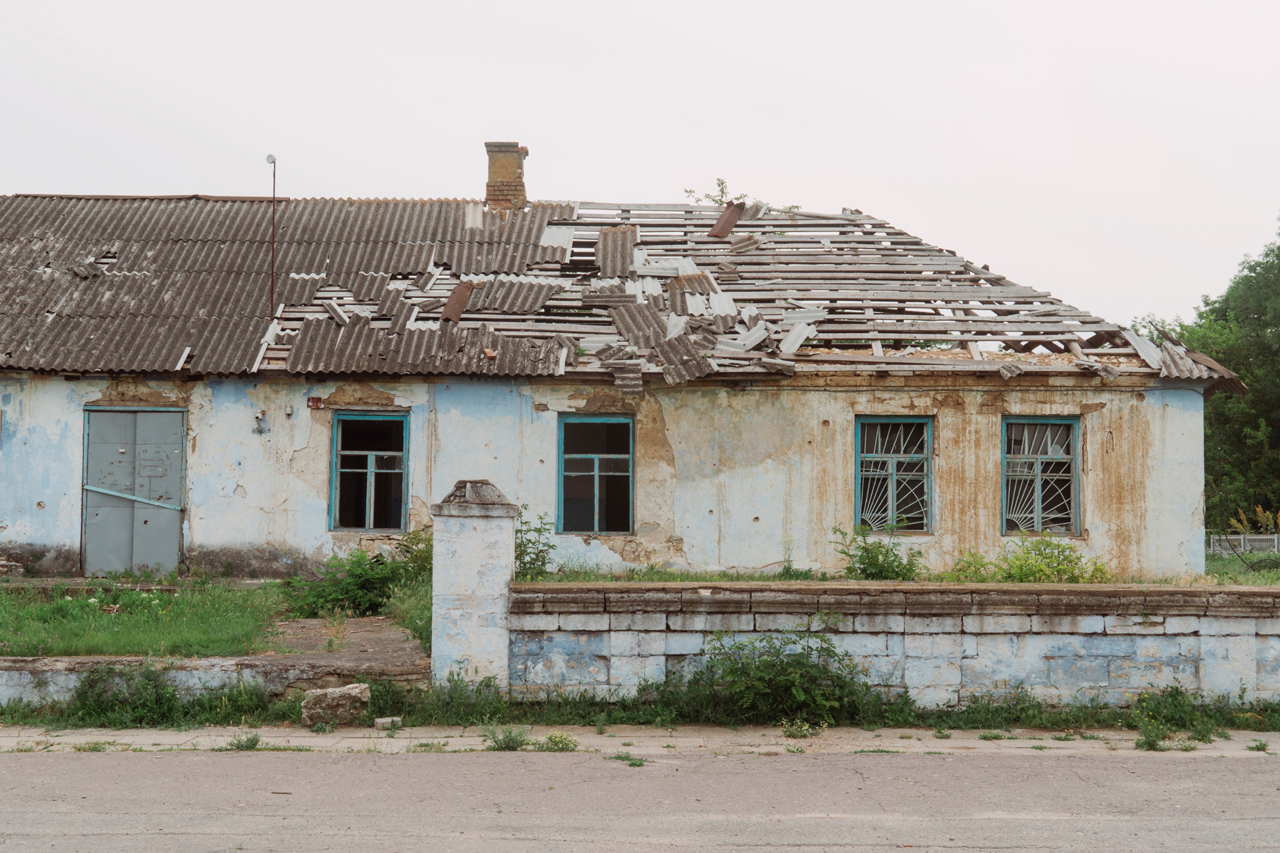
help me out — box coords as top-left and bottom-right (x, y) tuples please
(431, 480), (1280, 708)
(505, 584), (1280, 706)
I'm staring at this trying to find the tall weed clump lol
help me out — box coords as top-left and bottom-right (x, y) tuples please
(831, 525), (923, 581)
(694, 632), (871, 724)
(934, 535), (1114, 583)
(515, 505), (557, 582)
(282, 529), (433, 619)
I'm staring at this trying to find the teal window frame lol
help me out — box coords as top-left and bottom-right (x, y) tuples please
(854, 416), (933, 533)
(1001, 416), (1079, 535)
(329, 411), (409, 532)
(557, 415), (634, 535)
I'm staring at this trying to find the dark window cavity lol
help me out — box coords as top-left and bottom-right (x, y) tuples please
(334, 416), (406, 530)
(856, 419), (931, 532)
(1003, 419), (1077, 535)
(560, 418), (632, 534)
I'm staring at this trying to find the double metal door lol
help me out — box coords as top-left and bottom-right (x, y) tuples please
(83, 410), (184, 575)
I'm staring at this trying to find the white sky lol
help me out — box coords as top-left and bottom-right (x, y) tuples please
(3, 0), (1278, 325)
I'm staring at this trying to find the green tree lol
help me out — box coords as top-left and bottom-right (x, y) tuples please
(1153, 225), (1280, 528)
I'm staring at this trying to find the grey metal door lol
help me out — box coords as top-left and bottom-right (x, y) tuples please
(83, 410), (184, 575)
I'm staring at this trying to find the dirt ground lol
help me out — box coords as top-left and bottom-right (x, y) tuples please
(264, 615), (428, 671)
(1, 747), (1276, 851)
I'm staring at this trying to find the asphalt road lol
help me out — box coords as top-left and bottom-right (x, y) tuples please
(2, 752), (1279, 851)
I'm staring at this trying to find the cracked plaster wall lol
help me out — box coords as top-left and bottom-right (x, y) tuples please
(0, 373), (1203, 576)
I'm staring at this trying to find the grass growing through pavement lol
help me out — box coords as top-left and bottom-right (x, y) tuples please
(0, 585), (284, 657)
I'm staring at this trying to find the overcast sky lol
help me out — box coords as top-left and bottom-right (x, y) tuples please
(3, 1), (1277, 325)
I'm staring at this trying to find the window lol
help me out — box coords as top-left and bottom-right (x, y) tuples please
(559, 416), (632, 534)
(1003, 418), (1077, 535)
(331, 414), (407, 530)
(855, 418), (931, 532)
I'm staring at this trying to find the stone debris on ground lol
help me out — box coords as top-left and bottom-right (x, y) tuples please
(299, 683), (370, 728)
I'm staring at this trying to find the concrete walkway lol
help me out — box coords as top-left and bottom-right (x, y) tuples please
(2, 722), (1276, 756)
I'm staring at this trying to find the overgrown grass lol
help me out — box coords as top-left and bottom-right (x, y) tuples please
(386, 579), (432, 652)
(1205, 552), (1280, 585)
(8, 654), (1280, 740)
(0, 585), (283, 657)
(0, 665), (300, 730)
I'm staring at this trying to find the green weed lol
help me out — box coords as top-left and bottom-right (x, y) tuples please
(533, 731), (579, 752)
(408, 741), (447, 753)
(71, 741), (112, 752)
(831, 524), (923, 581)
(281, 534), (431, 619)
(1247, 739), (1270, 752)
(780, 719), (827, 739)
(481, 725), (533, 751)
(933, 535), (1114, 583)
(222, 733), (261, 751)
(515, 507), (558, 582)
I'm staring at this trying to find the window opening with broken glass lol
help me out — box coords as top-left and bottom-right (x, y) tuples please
(855, 418), (932, 532)
(558, 416), (633, 535)
(331, 414), (407, 531)
(1002, 418), (1078, 535)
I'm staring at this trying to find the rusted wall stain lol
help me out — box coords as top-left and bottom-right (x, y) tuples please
(321, 382), (398, 408)
(3, 372), (1205, 578)
(86, 377), (195, 408)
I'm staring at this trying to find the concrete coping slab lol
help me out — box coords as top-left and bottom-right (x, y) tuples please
(430, 479), (518, 518)
(511, 582), (1280, 619)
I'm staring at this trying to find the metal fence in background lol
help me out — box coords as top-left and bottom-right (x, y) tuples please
(1208, 534), (1280, 556)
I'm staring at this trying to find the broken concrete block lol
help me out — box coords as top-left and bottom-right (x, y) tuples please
(374, 716), (403, 731)
(300, 683), (371, 728)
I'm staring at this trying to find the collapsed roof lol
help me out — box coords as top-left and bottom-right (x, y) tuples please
(0, 186), (1242, 394)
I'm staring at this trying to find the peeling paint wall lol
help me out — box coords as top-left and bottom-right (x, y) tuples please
(0, 372), (1204, 576)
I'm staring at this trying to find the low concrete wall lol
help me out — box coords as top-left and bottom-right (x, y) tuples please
(0, 655), (432, 707)
(506, 583), (1280, 707)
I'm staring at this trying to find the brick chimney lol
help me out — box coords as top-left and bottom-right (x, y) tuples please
(484, 141), (529, 210)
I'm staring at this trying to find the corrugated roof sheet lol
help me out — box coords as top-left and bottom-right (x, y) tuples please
(285, 315), (569, 377)
(0, 193), (1236, 390)
(465, 279), (562, 314)
(595, 225), (638, 279)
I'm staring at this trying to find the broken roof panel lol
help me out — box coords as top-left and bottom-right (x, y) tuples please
(0, 193), (1235, 391)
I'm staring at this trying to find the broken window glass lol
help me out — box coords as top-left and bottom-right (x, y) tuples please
(560, 418), (632, 534)
(856, 419), (931, 532)
(333, 416), (406, 530)
(1003, 419), (1076, 535)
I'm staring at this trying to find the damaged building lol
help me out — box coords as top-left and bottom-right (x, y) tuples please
(0, 142), (1241, 577)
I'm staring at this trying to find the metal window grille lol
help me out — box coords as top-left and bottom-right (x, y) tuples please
(1002, 419), (1077, 535)
(558, 416), (633, 534)
(856, 419), (931, 532)
(331, 414), (407, 531)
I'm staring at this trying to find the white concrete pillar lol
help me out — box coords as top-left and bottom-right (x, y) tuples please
(430, 479), (517, 687)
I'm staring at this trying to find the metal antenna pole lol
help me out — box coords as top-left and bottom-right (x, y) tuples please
(269, 158), (277, 316)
